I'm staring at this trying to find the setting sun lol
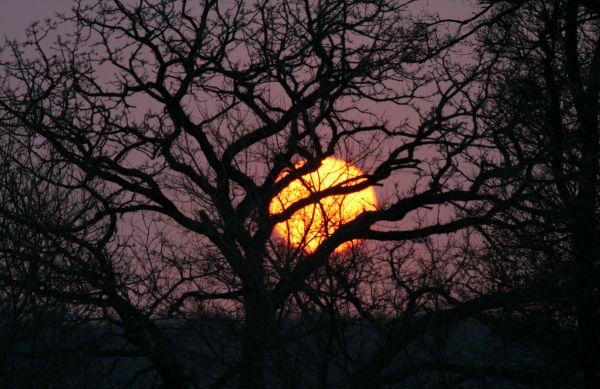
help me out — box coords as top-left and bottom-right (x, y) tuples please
(269, 157), (377, 253)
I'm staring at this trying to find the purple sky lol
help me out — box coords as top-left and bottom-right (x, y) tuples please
(0, 0), (474, 196)
(0, 0), (71, 40)
(0, 0), (475, 236)
(1, 0), (473, 40)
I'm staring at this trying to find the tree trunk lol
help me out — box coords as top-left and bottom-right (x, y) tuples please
(122, 325), (190, 389)
(115, 299), (189, 389)
(150, 351), (190, 389)
(565, 2), (600, 385)
(572, 193), (600, 388)
(571, 133), (600, 388)
(239, 292), (272, 389)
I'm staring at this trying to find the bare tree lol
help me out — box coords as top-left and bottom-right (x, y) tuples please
(0, 0), (519, 387)
(469, 0), (600, 386)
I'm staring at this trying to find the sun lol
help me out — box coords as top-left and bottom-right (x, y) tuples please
(269, 157), (377, 254)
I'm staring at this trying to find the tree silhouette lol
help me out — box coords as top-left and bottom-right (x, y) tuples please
(472, 0), (600, 387)
(0, 0), (526, 387)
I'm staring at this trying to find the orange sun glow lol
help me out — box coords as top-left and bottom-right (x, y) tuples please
(269, 157), (377, 253)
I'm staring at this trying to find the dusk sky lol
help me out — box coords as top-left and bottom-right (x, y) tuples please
(0, 0), (71, 39)
(1, 0), (474, 40)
